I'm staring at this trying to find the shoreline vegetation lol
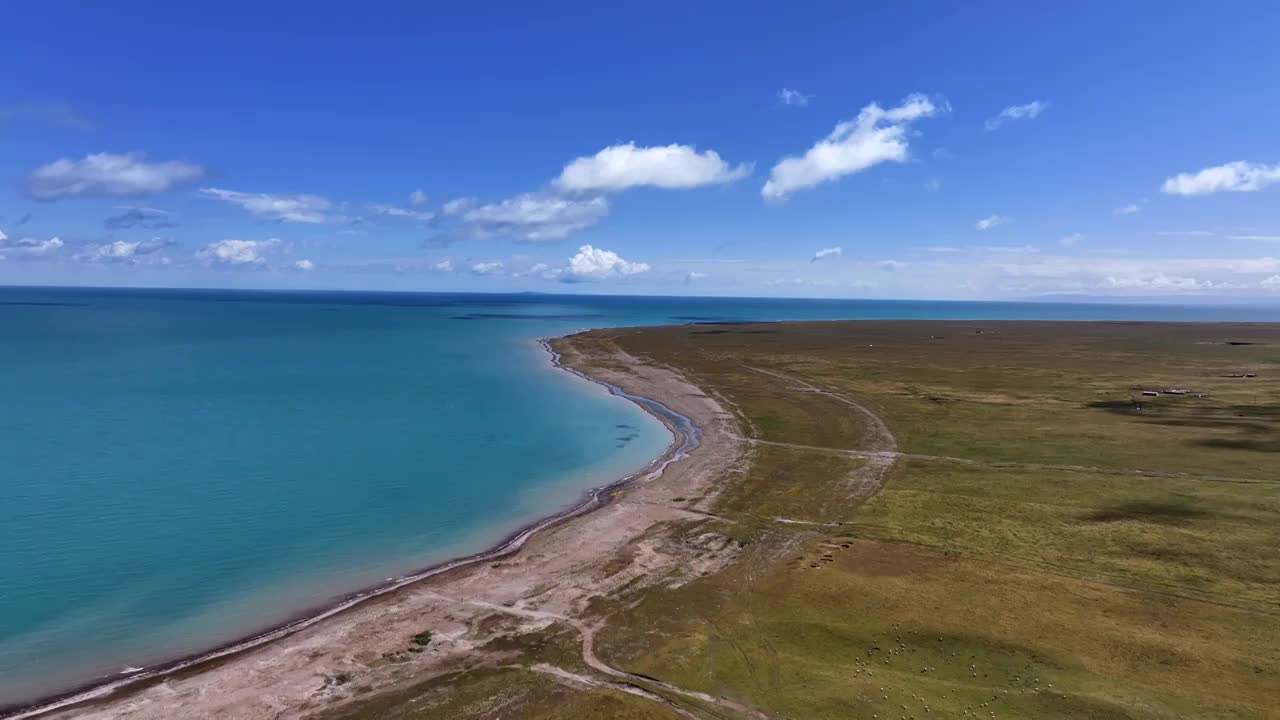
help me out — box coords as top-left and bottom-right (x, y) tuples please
(12, 319), (1280, 719)
(1, 335), (706, 719)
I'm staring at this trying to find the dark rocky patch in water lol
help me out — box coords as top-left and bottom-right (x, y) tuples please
(451, 313), (608, 321)
(0, 301), (90, 307)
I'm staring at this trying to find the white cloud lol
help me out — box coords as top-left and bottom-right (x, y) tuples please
(103, 206), (178, 231)
(408, 189), (428, 207)
(565, 244), (650, 281)
(1060, 233), (1085, 247)
(811, 246), (843, 262)
(196, 238), (281, 265)
(920, 248), (1280, 295)
(1156, 230), (1213, 237)
(984, 100), (1049, 131)
(762, 93), (942, 200)
(1104, 274), (1217, 291)
(433, 259), (454, 272)
(77, 238), (173, 263)
(975, 244), (1038, 254)
(471, 261), (503, 275)
(975, 214), (1009, 231)
(1162, 161), (1280, 195)
(441, 197), (475, 216)
(293, 259), (315, 271)
(0, 99), (93, 130)
(554, 142), (751, 193)
(1229, 234), (1280, 242)
(1262, 275), (1280, 290)
(0, 235), (64, 259)
(28, 152), (205, 200)
(199, 188), (335, 223)
(608, 248), (1280, 298)
(456, 193), (609, 243)
(1112, 204), (1141, 215)
(764, 277), (837, 289)
(684, 271), (709, 282)
(367, 203), (434, 221)
(778, 88), (813, 107)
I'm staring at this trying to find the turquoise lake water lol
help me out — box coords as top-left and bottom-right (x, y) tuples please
(2, 287), (1278, 707)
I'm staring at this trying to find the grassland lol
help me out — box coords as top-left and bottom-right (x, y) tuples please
(327, 320), (1280, 720)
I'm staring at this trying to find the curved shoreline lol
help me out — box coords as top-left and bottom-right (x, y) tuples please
(1, 334), (698, 720)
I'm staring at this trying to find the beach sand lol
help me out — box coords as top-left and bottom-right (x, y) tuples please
(13, 333), (744, 720)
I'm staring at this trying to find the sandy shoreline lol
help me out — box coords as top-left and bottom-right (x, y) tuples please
(6, 332), (742, 720)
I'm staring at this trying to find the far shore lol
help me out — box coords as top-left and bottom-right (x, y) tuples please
(6, 332), (741, 720)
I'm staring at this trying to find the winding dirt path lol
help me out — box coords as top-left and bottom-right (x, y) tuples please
(744, 438), (1277, 486)
(423, 592), (771, 720)
(742, 365), (898, 504)
(742, 365), (897, 453)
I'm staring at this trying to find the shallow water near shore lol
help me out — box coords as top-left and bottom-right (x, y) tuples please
(2, 287), (1278, 707)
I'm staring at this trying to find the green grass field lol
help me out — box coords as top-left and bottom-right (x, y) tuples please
(327, 320), (1280, 719)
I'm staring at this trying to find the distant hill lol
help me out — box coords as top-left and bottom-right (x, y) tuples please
(1024, 293), (1280, 307)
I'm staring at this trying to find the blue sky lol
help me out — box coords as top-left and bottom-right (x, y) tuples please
(3, 1), (1280, 299)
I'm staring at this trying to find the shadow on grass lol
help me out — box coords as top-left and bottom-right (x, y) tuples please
(1086, 399), (1139, 413)
(1087, 399), (1280, 449)
(1084, 500), (1210, 525)
(1195, 437), (1280, 453)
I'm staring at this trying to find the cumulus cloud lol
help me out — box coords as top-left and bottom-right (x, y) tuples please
(777, 88), (813, 107)
(433, 259), (454, 272)
(28, 152), (205, 200)
(564, 244), (650, 281)
(1060, 233), (1084, 247)
(811, 246), (843, 262)
(77, 237), (174, 263)
(985, 100), (1049, 130)
(452, 193), (609, 243)
(762, 93), (943, 200)
(1104, 274), (1218, 291)
(554, 142), (751, 193)
(1262, 275), (1280, 290)
(684, 271), (709, 282)
(471, 261), (503, 275)
(0, 234), (64, 259)
(196, 238), (282, 265)
(1156, 230), (1213, 237)
(104, 207), (178, 230)
(649, 247), (1280, 298)
(408, 189), (428, 207)
(367, 203), (434, 221)
(1161, 161), (1280, 196)
(199, 188), (335, 223)
(975, 214), (1009, 231)
(1113, 204), (1141, 215)
(440, 198), (475, 216)
(293, 259), (315, 271)
(0, 99), (93, 130)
